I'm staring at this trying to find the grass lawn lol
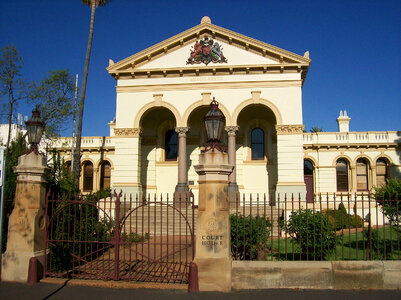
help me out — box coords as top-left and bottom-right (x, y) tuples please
(264, 226), (400, 261)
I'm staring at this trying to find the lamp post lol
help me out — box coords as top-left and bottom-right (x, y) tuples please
(25, 105), (45, 155)
(204, 97), (226, 152)
(194, 97), (233, 291)
(1, 105), (48, 283)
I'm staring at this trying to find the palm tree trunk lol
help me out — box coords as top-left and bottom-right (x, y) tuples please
(73, 0), (97, 190)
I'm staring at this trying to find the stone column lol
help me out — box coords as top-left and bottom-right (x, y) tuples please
(225, 126), (239, 210)
(371, 166), (377, 188)
(1, 152), (47, 282)
(194, 149), (233, 292)
(174, 127), (190, 202)
(351, 165), (356, 193)
(93, 167), (99, 192)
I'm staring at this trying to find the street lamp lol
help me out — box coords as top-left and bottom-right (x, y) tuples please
(204, 97), (226, 151)
(25, 105), (45, 154)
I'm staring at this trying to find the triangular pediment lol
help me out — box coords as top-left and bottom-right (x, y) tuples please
(107, 17), (311, 82)
(134, 39), (281, 70)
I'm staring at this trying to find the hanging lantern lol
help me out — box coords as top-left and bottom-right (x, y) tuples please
(25, 105), (45, 154)
(204, 97), (225, 151)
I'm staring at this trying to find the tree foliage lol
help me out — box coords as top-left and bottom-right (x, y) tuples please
(4, 133), (28, 201)
(28, 70), (76, 138)
(81, 0), (111, 7)
(310, 126), (324, 133)
(0, 45), (26, 150)
(374, 178), (401, 226)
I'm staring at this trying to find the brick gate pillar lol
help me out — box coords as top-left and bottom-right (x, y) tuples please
(1, 152), (47, 282)
(194, 149), (233, 292)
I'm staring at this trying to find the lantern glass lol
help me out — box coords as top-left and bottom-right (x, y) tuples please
(27, 121), (42, 144)
(204, 98), (225, 144)
(25, 106), (45, 151)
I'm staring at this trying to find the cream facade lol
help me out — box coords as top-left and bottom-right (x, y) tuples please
(51, 17), (401, 203)
(0, 123), (26, 146)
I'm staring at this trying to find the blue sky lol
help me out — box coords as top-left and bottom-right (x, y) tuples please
(1, 0), (400, 136)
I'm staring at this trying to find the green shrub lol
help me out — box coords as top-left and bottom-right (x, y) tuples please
(338, 203), (347, 214)
(230, 214), (271, 260)
(325, 205), (364, 230)
(374, 178), (401, 226)
(287, 209), (336, 260)
(46, 149), (78, 196)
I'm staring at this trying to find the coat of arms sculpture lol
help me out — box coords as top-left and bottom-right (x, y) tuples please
(187, 35), (227, 65)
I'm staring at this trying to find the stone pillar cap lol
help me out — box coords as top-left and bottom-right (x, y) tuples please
(194, 164), (234, 176)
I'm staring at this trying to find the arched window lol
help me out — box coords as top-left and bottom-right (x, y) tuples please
(304, 160), (314, 176)
(336, 159), (349, 192)
(376, 158), (387, 187)
(100, 161), (111, 189)
(304, 160), (314, 203)
(83, 161), (94, 192)
(356, 158), (369, 191)
(251, 128), (264, 160)
(165, 129), (178, 161)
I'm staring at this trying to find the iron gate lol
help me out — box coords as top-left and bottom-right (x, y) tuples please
(44, 190), (195, 283)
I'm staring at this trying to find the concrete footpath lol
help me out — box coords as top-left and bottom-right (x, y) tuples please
(0, 281), (400, 300)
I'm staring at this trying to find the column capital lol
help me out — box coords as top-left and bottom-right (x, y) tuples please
(225, 126), (239, 136)
(175, 126), (190, 136)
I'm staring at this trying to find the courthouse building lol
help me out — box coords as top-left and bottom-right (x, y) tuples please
(51, 17), (400, 203)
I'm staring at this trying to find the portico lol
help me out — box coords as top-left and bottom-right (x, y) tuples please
(103, 16), (310, 202)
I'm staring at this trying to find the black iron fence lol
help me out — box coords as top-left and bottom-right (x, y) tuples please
(231, 193), (400, 261)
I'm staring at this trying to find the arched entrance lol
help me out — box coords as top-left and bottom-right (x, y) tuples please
(139, 107), (177, 195)
(236, 104), (277, 196)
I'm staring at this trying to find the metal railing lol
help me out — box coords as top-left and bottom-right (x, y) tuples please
(303, 131), (399, 145)
(231, 193), (400, 261)
(49, 136), (114, 148)
(44, 191), (195, 283)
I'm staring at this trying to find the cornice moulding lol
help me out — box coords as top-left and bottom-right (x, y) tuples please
(116, 80), (302, 93)
(111, 64), (309, 80)
(303, 143), (398, 150)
